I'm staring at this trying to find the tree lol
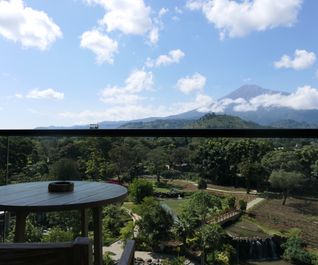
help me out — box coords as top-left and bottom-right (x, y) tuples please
(147, 147), (168, 182)
(269, 170), (304, 205)
(50, 158), (80, 180)
(262, 150), (302, 173)
(136, 197), (173, 249)
(184, 191), (222, 224)
(197, 224), (223, 265)
(174, 211), (198, 246)
(108, 143), (138, 181)
(198, 178), (207, 189)
(129, 179), (154, 204)
(102, 205), (131, 238)
(195, 140), (232, 185)
(238, 161), (266, 193)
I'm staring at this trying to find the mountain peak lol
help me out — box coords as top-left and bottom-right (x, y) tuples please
(221, 84), (287, 101)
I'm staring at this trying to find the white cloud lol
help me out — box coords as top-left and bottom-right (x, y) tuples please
(175, 7), (183, 14)
(0, 0), (62, 50)
(26, 88), (64, 100)
(85, 0), (164, 45)
(86, 0), (152, 35)
(124, 70), (154, 93)
(59, 105), (171, 124)
(100, 70), (153, 105)
(59, 94), (214, 124)
(186, 0), (302, 39)
(203, 97), (247, 113)
(223, 86), (318, 112)
(146, 49), (185, 68)
(149, 27), (159, 45)
(80, 30), (118, 64)
(159, 8), (169, 17)
(176, 73), (206, 94)
(176, 93), (214, 112)
(15, 93), (23, 99)
(274, 49), (316, 70)
(100, 87), (142, 105)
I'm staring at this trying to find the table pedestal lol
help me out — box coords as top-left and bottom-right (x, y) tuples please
(93, 207), (103, 265)
(14, 211), (28, 243)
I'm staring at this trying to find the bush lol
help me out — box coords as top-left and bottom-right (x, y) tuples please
(42, 227), (74, 242)
(198, 178), (207, 189)
(226, 196), (236, 209)
(103, 252), (115, 265)
(282, 235), (312, 265)
(129, 179), (154, 203)
(161, 169), (182, 179)
(239, 200), (247, 211)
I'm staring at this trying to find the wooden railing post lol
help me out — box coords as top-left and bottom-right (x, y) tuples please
(118, 240), (135, 265)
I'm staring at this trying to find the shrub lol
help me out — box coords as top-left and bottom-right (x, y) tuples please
(103, 252), (115, 265)
(226, 196), (236, 209)
(42, 227), (74, 242)
(282, 235), (312, 265)
(239, 200), (247, 211)
(129, 179), (154, 203)
(198, 178), (207, 189)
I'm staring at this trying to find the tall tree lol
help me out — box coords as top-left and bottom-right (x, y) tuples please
(198, 224), (223, 265)
(136, 197), (173, 249)
(269, 170), (304, 205)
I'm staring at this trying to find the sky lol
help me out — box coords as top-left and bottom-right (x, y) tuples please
(0, 0), (318, 128)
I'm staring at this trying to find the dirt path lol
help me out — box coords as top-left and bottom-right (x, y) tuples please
(246, 197), (265, 211)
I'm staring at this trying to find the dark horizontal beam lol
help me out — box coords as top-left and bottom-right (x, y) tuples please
(0, 129), (318, 138)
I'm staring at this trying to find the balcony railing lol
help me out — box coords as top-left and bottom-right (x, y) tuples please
(1, 128), (318, 265)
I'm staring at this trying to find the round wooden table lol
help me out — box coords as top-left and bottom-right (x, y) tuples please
(0, 181), (128, 265)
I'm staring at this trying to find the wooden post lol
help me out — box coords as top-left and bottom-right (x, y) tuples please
(14, 211), (28, 243)
(81, 209), (88, 237)
(92, 207), (103, 265)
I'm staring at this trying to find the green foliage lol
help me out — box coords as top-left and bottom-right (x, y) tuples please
(42, 227), (74, 242)
(197, 178), (207, 189)
(184, 191), (222, 223)
(129, 179), (154, 203)
(215, 251), (230, 265)
(46, 211), (81, 235)
(102, 205), (131, 244)
(120, 221), (135, 245)
(226, 196), (236, 209)
(136, 197), (174, 249)
(50, 158), (80, 180)
(161, 256), (186, 265)
(103, 252), (115, 265)
(262, 150), (302, 173)
(198, 224), (224, 263)
(238, 200), (247, 211)
(147, 147), (168, 182)
(282, 235), (312, 265)
(238, 161), (266, 192)
(270, 170), (304, 205)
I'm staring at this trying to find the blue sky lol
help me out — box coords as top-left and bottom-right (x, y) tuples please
(0, 0), (318, 128)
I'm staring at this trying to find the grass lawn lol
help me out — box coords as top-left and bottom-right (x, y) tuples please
(225, 217), (276, 238)
(159, 198), (190, 215)
(250, 196), (318, 248)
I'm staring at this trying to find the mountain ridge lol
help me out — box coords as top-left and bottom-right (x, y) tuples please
(38, 84), (318, 129)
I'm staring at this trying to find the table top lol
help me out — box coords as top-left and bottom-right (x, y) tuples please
(0, 181), (127, 212)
